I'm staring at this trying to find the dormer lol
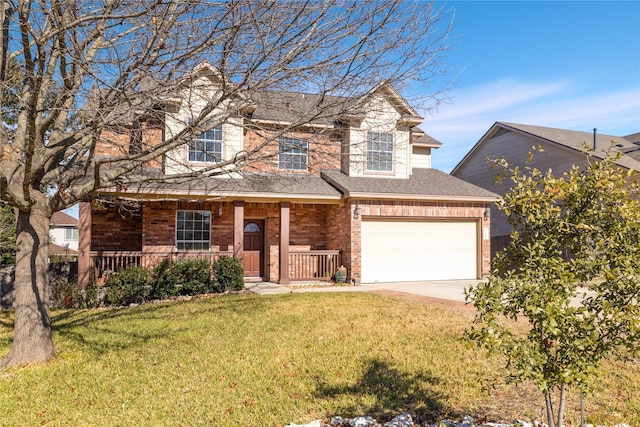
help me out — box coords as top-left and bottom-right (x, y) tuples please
(341, 83), (423, 179)
(410, 127), (442, 170)
(163, 63), (249, 175)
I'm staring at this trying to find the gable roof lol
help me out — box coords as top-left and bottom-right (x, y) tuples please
(452, 122), (640, 174)
(51, 211), (78, 227)
(412, 127), (443, 148)
(321, 169), (497, 202)
(247, 82), (424, 128)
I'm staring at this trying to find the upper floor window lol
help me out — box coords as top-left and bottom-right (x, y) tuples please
(366, 132), (394, 172)
(189, 125), (222, 163)
(65, 228), (78, 241)
(176, 210), (211, 250)
(279, 137), (308, 170)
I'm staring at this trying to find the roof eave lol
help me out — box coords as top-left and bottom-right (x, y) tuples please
(346, 192), (498, 203)
(92, 188), (343, 203)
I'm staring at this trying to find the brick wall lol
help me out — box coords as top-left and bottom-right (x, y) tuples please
(91, 203), (142, 251)
(96, 120), (163, 170)
(326, 203), (353, 279)
(142, 202), (177, 252)
(141, 201), (234, 252)
(89, 198), (490, 280)
(243, 129), (341, 174)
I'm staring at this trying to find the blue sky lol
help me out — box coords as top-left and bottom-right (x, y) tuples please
(419, 0), (640, 172)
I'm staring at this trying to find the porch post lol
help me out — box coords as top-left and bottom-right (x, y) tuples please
(77, 201), (92, 288)
(233, 201), (245, 261)
(279, 202), (290, 285)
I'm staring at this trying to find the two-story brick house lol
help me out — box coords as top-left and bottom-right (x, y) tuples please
(78, 63), (497, 285)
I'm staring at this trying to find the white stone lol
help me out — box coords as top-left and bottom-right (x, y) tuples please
(350, 416), (377, 427)
(285, 421), (321, 427)
(385, 413), (414, 426)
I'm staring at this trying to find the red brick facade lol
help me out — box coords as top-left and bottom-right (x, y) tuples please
(83, 198), (491, 284)
(243, 129), (342, 174)
(78, 77), (494, 286)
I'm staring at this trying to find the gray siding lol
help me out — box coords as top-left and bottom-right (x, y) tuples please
(454, 131), (596, 237)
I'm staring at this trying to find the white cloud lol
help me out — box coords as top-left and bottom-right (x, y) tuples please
(421, 79), (640, 172)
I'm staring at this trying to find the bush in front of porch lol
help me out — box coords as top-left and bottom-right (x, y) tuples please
(104, 257), (245, 306)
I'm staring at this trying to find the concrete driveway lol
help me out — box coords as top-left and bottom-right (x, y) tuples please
(246, 279), (485, 303)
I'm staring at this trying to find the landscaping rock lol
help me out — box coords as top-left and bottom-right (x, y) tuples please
(290, 414), (632, 427)
(385, 413), (414, 426)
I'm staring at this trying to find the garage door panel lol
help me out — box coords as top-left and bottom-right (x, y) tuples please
(361, 220), (477, 283)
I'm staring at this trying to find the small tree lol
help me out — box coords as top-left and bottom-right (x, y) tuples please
(466, 149), (640, 427)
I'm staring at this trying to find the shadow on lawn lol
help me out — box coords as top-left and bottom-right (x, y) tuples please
(49, 294), (264, 356)
(315, 358), (459, 424)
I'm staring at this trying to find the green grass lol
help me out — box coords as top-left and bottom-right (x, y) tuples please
(0, 293), (637, 426)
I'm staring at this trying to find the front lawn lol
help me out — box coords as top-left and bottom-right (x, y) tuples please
(0, 293), (637, 426)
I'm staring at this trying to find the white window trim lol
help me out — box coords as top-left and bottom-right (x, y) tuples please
(278, 137), (308, 171)
(188, 124), (223, 164)
(365, 131), (395, 173)
(176, 210), (211, 251)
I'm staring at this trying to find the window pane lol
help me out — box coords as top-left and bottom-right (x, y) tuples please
(244, 222), (260, 233)
(366, 132), (394, 171)
(279, 137), (308, 170)
(189, 125), (223, 163)
(176, 210), (211, 251)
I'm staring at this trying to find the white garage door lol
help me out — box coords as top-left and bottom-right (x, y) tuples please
(361, 220), (478, 283)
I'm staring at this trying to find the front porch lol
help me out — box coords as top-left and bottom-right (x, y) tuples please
(87, 249), (341, 283)
(78, 199), (351, 286)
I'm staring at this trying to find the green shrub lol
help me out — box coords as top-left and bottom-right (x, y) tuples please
(77, 280), (101, 308)
(105, 267), (150, 306)
(171, 259), (214, 296)
(51, 275), (77, 308)
(149, 259), (178, 300)
(213, 257), (244, 292)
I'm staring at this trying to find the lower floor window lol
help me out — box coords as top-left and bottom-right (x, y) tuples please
(176, 210), (211, 250)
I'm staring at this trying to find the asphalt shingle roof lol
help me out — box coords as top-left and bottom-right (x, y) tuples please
(51, 211), (78, 226)
(322, 169), (497, 201)
(99, 169), (497, 202)
(109, 172), (343, 200)
(498, 122), (640, 171)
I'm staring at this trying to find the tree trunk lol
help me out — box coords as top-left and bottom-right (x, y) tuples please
(545, 392), (556, 427)
(557, 385), (567, 427)
(0, 204), (55, 368)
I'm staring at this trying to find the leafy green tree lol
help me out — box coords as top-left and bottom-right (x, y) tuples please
(466, 150), (640, 427)
(0, 204), (16, 266)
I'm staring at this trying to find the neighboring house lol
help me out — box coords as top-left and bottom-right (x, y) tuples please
(451, 122), (640, 256)
(50, 211), (79, 257)
(78, 63), (497, 285)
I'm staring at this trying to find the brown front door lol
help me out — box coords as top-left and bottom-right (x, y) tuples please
(243, 220), (264, 277)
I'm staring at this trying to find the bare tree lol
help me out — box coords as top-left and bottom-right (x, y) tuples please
(0, 0), (453, 368)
